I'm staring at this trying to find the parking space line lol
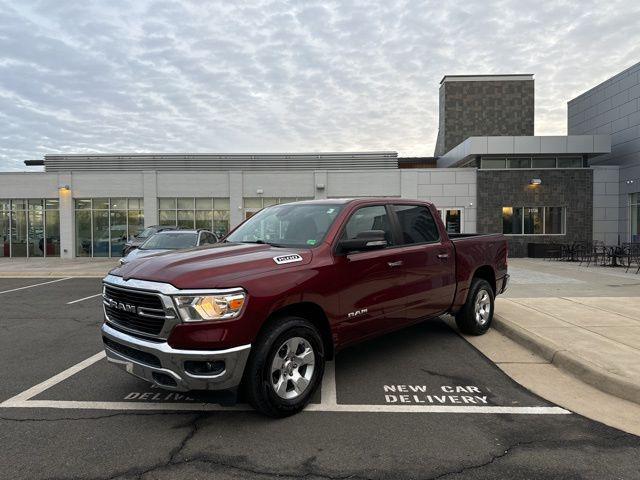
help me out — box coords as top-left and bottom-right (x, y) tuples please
(0, 353), (572, 415)
(0, 277), (72, 295)
(320, 360), (338, 407)
(67, 293), (102, 304)
(304, 404), (571, 414)
(1, 351), (106, 406)
(1, 399), (570, 414)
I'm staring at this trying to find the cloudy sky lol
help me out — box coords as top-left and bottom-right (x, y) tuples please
(1, 0), (639, 171)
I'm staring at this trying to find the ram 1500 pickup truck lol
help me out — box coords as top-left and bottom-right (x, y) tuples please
(101, 198), (508, 416)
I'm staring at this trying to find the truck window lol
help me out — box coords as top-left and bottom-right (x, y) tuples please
(226, 203), (343, 248)
(342, 205), (394, 246)
(392, 205), (440, 245)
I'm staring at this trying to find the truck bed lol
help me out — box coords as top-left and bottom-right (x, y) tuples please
(449, 232), (509, 311)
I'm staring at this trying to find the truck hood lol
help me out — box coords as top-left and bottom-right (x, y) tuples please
(121, 248), (171, 263)
(109, 242), (313, 289)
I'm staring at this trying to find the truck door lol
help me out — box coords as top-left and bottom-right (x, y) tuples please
(390, 204), (456, 322)
(333, 204), (406, 345)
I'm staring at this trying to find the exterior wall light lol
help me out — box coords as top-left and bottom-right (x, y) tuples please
(256, 188), (264, 195)
(529, 178), (542, 186)
(316, 183), (325, 190)
(58, 185), (70, 191)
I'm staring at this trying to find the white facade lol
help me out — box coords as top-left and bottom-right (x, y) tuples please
(0, 168), (477, 258)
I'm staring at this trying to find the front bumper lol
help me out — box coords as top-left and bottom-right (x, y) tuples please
(101, 322), (251, 392)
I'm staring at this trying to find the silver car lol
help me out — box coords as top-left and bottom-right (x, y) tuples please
(119, 229), (218, 265)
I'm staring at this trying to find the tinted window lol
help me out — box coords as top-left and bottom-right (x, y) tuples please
(200, 232), (217, 244)
(342, 205), (394, 246)
(393, 205), (439, 244)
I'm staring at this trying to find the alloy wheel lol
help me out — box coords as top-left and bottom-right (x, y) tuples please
(270, 336), (315, 400)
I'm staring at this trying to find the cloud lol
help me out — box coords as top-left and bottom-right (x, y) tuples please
(0, 0), (639, 171)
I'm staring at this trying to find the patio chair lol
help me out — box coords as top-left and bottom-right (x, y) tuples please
(625, 243), (640, 274)
(545, 243), (562, 261)
(585, 241), (607, 267)
(560, 243), (574, 261)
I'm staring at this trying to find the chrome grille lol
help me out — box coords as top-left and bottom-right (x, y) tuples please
(103, 284), (169, 336)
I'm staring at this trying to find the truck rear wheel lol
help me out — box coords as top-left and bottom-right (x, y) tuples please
(455, 278), (494, 335)
(243, 316), (325, 417)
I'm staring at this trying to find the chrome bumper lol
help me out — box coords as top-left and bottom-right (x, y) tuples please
(101, 323), (251, 392)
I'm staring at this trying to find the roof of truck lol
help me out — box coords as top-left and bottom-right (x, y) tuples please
(292, 198), (433, 206)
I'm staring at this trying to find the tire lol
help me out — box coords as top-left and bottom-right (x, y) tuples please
(455, 278), (494, 336)
(243, 316), (325, 417)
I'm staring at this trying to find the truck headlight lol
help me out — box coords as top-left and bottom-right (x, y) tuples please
(173, 292), (246, 322)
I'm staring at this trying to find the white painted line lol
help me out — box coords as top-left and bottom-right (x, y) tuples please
(1, 351), (106, 405)
(0, 353), (571, 415)
(67, 293), (102, 304)
(0, 277), (72, 295)
(304, 404), (571, 414)
(0, 399), (570, 415)
(320, 361), (337, 407)
(2, 400), (252, 411)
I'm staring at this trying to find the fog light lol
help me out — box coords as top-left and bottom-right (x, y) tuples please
(184, 360), (225, 376)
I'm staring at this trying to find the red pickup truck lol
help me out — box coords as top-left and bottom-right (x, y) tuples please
(101, 198), (508, 416)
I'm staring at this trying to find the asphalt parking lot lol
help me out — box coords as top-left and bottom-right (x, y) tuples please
(1, 277), (639, 479)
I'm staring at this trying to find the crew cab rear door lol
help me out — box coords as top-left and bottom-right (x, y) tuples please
(390, 203), (456, 321)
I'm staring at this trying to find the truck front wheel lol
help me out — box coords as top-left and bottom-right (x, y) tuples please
(244, 316), (325, 417)
(455, 278), (495, 335)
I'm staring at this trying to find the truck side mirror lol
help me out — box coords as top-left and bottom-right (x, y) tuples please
(338, 230), (388, 253)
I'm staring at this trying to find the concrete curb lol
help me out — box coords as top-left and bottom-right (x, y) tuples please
(493, 313), (640, 405)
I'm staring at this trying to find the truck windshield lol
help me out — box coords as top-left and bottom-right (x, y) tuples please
(226, 203), (343, 248)
(140, 232), (198, 250)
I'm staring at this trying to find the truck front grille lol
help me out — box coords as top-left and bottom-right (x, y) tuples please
(103, 284), (167, 336)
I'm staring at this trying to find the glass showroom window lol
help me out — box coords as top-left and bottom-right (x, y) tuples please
(243, 197), (313, 220)
(630, 193), (639, 243)
(0, 199), (60, 258)
(481, 156), (585, 169)
(75, 198), (144, 257)
(158, 198), (230, 238)
(502, 206), (565, 235)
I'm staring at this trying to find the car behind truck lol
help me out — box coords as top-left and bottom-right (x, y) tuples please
(101, 198), (508, 416)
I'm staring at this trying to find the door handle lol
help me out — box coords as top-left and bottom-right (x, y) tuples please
(437, 253), (449, 259)
(387, 260), (403, 267)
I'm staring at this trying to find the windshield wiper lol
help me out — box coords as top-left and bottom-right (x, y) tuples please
(243, 240), (286, 247)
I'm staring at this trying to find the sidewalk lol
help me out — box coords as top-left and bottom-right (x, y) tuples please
(0, 258), (118, 277)
(495, 259), (640, 404)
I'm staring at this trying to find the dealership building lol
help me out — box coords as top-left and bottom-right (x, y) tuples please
(1, 64), (639, 259)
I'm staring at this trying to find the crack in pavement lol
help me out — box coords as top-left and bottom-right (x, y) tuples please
(137, 452), (378, 480)
(426, 438), (544, 479)
(425, 432), (634, 480)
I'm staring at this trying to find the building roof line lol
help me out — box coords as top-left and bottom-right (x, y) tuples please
(440, 74), (534, 84)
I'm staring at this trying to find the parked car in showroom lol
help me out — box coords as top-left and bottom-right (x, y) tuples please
(102, 198), (508, 417)
(119, 229), (218, 265)
(122, 225), (177, 257)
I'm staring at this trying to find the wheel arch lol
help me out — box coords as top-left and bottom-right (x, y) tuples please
(258, 302), (335, 360)
(471, 265), (496, 295)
